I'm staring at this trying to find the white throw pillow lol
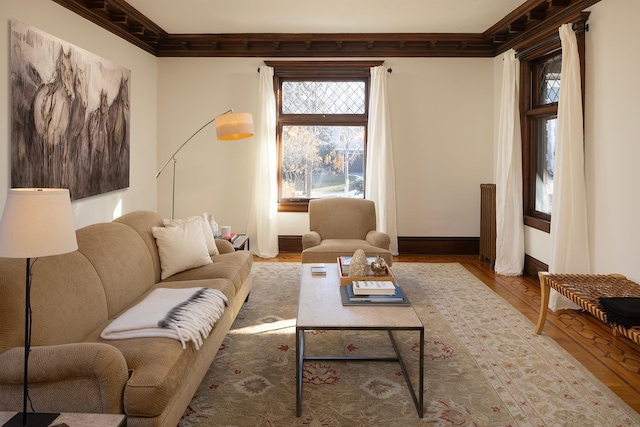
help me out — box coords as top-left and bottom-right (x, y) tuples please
(200, 213), (220, 256)
(152, 220), (213, 280)
(163, 214), (219, 256)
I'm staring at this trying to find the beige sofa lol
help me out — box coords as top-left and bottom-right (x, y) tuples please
(301, 198), (393, 266)
(0, 210), (252, 427)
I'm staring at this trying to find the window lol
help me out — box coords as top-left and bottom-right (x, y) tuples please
(519, 27), (585, 232)
(267, 61), (382, 212)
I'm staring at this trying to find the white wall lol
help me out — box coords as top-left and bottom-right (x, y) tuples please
(157, 57), (495, 237)
(495, 0), (640, 280)
(1, 0), (158, 229)
(156, 58), (261, 233)
(390, 58), (494, 237)
(585, 0), (640, 280)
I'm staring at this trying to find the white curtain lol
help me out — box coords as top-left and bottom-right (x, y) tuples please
(548, 24), (591, 310)
(247, 65), (278, 258)
(366, 65), (399, 255)
(495, 49), (525, 276)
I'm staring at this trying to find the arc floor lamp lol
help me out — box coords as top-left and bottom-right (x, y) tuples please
(0, 188), (78, 427)
(155, 109), (254, 219)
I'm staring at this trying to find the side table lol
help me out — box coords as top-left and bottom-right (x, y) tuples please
(231, 234), (249, 251)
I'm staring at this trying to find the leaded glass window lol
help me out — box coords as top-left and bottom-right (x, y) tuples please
(272, 62), (374, 212)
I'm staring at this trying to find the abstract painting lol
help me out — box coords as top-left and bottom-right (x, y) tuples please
(10, 20), (131, 200)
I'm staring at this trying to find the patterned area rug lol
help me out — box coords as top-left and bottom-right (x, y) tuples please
(179, 262), (640, 426)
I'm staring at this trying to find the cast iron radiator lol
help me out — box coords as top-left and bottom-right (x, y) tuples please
(479, 183), (496, 268)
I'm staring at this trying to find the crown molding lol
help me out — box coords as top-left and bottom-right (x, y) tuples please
(51, 0), (600, 58)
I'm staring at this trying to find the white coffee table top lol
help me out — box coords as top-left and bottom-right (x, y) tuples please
(296, 263), (423, 329)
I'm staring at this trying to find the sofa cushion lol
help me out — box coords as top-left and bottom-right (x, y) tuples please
(113, 211), (164, 283)
(77, 222), (157, 318)
(161, 250), (253, 295)
(152, 221), (213, 280)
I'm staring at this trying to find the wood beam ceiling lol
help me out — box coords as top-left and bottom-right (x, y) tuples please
(51, 0), (601, 58)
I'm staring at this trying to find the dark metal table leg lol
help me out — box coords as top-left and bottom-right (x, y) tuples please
(296, 327), (304, 417)
(419, 327), (424, 417)
(387, 329), (424, 418)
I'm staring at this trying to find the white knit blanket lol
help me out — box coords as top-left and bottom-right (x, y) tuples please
(100, 287), (227, 350)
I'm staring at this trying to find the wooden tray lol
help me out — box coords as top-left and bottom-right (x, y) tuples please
(337, 257), (394, 286)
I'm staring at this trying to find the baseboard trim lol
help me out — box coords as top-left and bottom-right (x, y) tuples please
(278, 235), (303, 253)
(524, 254), (548, 282)
(398, 236), (479, 254)
(278, 235), (479, 255)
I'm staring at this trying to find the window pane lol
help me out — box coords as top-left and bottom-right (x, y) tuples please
(282, 81), (365, 115)
(538, 56), (562, 105)
(281, 125), (364, 199)
(534, 116), (557, 214)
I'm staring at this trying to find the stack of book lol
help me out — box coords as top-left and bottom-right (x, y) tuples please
(310, 263), (327, 275)
(341, 280), (409, 305)
(222, 233), (239, 243)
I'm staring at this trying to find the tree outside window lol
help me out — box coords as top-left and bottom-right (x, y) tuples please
(281, 125), (364, 199)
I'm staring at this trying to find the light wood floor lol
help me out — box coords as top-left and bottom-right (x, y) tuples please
(254, 253), (640, 413)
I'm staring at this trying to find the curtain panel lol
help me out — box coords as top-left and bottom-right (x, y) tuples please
(548, 24), (591, 311)
(495, 49), (525, 276)
(247, 65), (279, 258)
(366, 65), (399, 255)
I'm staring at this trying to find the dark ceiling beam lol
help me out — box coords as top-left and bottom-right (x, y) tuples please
(155, 33), (495, 58)
(484, 0), (601, 55)
(52, 0), (167, 55)
(52, 0), (601, 58)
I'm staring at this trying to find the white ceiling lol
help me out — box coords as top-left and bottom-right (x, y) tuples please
(126, 0), (528, 34)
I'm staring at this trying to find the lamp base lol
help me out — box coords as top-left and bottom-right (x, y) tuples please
(3, 412), (60, 427)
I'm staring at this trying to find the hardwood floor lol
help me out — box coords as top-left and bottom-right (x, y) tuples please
(254, 253), (640, 413)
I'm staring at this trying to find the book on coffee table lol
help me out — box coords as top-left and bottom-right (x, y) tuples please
(340, 284), (410, 306)
(310, 263), (327, 275)
(352, 280), (396, 295)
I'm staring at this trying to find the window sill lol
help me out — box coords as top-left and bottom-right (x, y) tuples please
(278, 202), (309, 213)
(524, 215), (550, 233)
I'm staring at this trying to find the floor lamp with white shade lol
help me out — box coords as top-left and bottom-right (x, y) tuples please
(155, 109), (254, 219)
(0, 188), (78, 427)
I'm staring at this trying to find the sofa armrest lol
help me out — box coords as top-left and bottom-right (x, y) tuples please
(0, 343), (128, 413)
(302, 231), (321, 250)
(215, 238), (235, 254)
(366, 230), (391, 249)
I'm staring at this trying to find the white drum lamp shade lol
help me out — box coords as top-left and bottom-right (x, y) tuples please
(0, 188), (78, 258)
(215, 111), (254, 140)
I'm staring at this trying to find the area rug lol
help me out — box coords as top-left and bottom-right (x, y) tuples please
(179, 262), (640, 426)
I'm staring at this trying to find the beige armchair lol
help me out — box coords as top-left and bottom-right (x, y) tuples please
(301, 198), (393, 266)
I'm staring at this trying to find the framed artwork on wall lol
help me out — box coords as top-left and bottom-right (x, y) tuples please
(10, 20), (131, 201)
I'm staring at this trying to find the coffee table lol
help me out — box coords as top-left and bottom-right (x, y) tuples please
(296, 263), (424, 417)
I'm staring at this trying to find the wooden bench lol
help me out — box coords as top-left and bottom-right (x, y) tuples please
(536, 272), (640, 346)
